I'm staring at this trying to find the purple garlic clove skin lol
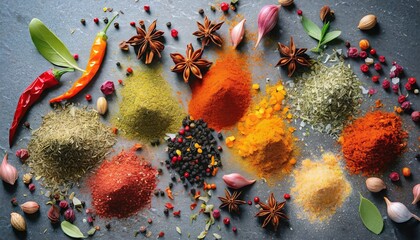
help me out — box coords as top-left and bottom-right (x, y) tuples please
(222, 173), (256, 189)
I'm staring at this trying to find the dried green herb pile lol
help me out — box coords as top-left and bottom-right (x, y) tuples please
(113, 67), (185, 141)
(289, 62), (362, 135)
(28, 107), (116, 189)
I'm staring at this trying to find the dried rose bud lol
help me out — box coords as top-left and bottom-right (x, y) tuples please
(411, 111), (420, 122)
(392, 84), (399, 93)
(16, 149), (29, 161)
(405, 82), (412, 91)
(48, 205), (60, 224)
(59, 200), (69, 209)
(382, 79), (390, 89)
(64, 208), (76, 222)
(401, 101), (411, 111)
(397, 95), (406, 104)
(100, 81), (115, 95)
(347, 47), (359, 58)
(213, 209), (221, 219)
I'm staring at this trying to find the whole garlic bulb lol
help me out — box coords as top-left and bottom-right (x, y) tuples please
(365, 177), (386, 192)
(384, 197), (420, 223)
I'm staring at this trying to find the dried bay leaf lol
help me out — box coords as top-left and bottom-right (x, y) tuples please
(61, 221), (86, 239)
(359, 194), (383, 235)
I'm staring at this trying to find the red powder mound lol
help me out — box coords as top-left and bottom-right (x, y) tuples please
(88, 151), (157, 218)
(188, 50), (251, 130)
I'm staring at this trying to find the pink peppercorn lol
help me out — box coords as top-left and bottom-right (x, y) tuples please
(59, 200), (69, 209)
(389, 172), (400, 182)
(401, 101), (411, 111)
(144, 5), (150, 12)
(126, 67), (133, 74)
(359, 51), (368, 59)
(73, 54), (79, 61)
(170, 29), (178, 38)
(405, 82), (413, 91)
(284, 193), (291, 200)
(223, 217), (230, 225)
(408, 77), (417, 85)
(247, 200), (252, 205)
(370, 48), (376, 55)
(93, 18), (99, 24)
(28, 183), (36, 192)
(397, 95), (406, 104)
(64, 208), (76, 222)
(371, 76), (380, 83)
(378, 55), (386, 63)
(411, 111), (420, 122)
(374, 63), (382, 71)
(212, 209), (221, 219)
(297, 9), (303, 16)
(220, 2), (229, 12)
(392, 84), (399, 93)
(85, 94), (92, 101)
(347, 47), (359, 58)
(130, 21), (135, 26)
(232, 227), (237, 233)
(382, 79), (390, 89)
(360, 64), (369, 73)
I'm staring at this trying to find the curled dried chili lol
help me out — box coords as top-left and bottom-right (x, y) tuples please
(9, 68), (73, 147)
(49, 14), (118, 103)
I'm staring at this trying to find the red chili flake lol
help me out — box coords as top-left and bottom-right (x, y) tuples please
(93, 18), (99, 24)
(370, 48), (377, 55)
(170, 29), (178, 38)
(368, 88), (377, 95)
(118, 79), (123, 85)
(374, 63), (382, 71)
(144, 5), (150, 12)
(408, 77), (416, 85)
(398, 95), (406, 104)
(284, 193), (291, 200)
(85, 94), (92, 101)
(297, 9), (303, 16)
(378, 55), (386, 63)
(382, 79), (390, 89)
(112, 127), (118, 135)
(405, 82), (413, 91)
(73, 54), (79, 61)
(132, 143), (143, 151)
(126, 67), (133, 74)
(371, 75), (380, 83)
(16, 149), (29, 161)
(173, 210), (181, 217)
(190, 202), (197, 210)
(166, 187), (174, 200)
(220, 2), (229, 12)
(165, 202), (174, 210)
(360, 64), (369, 73)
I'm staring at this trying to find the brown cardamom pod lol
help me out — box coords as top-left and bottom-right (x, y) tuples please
(320, 5), (334, 22)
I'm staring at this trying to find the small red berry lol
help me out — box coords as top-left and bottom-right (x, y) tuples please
(73, 54), (79, 61)
(28, 183), (36, 192)
(118, 79), (123, 85)
(374, 63), (382, 71)
(392, 84), (399, 93)
(130, 21), (135, 26)
(284, 193), (291, 200)
(405, 82), (413, 91)
(179, 129), (185, 135)
(359, 51), (367, 59)
(220, 2), (229, 12)
(389, 172), (400, 182)
(232, 227), (237, 233)
(171, 156), (177, 163)
(158, 232), (164, 238)
(297, 9), (303, 16)
(408, 77), (417, 85)
(382, 79), (390, 89)
(370, 48), (376, 55)
(85, 94), (92, 101)
(184, 126), (190, 131)
(144, 5), (150, 12)
(253, 197), (260, 204)
(247, 200), (252, 205)
(184, 172), (190, 178)
(126, 67), (133, 74)
(93, 18), (99, 24)
(171, 29), (179, 38)
(378, 55), (386, 63)
(177, 137), (183, 143)
(360, 64), (369, 73)
(223, 217), (230, 225)
(371, 75), (380, 83)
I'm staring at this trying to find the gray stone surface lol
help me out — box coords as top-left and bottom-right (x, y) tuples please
(0, 0), (419, 239)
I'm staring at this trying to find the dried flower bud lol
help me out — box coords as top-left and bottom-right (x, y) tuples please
(59, 200), (69, 209)
(10, 212), (26, 232)
(347, 47), (358, 58)
(22, 173), (32, 184)
(411, 111), (420, 123)
(100, 81), (115, 95)
(20, 201), (40, 214)
(15, 149), (29, 162)
(320, 5), (334, 22)
(64, 208), (76, 222)
(401, 101), (411, 111)
(47, 205), (60, 224)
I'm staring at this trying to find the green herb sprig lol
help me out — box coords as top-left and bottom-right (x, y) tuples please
(301, 16), (341, 53)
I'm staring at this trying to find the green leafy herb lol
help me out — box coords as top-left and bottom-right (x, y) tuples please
(29, 18), (84, 72)
(301, 16), (341, 53)
(359, 194), (384, 235)
(87, 227), (96, 236)
(61, 221), (86, 239)
(176, 226), (182, 235)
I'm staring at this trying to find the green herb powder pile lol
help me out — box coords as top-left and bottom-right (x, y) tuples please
(289, 62), (362, 135)
(27, 107), (116, 189)
(113, 67), (185, 140)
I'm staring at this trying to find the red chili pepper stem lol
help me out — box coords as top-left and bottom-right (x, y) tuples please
(97, 13), (119, 40)
(52, 68), (74, 78)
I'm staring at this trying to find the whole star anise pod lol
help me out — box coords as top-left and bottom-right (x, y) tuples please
(276, 36), (311, 77)
(193, 16), (224, 47)
(126, 20), (164, 64)
(218, 189), (246, 213)
(255, 193), (288, 231)
(170, 43), (212, 83)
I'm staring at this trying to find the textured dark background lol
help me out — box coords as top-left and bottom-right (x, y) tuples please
(0, 0), (419, 239)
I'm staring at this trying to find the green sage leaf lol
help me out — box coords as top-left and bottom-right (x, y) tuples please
(301, 16), (322, 40)
(320, 30), (341, 46)
(29, 18), (84, 72)
(61, 221), (86, 239)
(359, 194), (383, 235)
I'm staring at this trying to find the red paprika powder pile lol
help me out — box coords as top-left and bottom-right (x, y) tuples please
(188, 49), (251, 130)
(88, 150), (157, 218)
(340, 111), (407, 175)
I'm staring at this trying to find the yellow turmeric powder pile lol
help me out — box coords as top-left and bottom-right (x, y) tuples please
(228, 82), (296, 178)
(291, 153), (352, 222)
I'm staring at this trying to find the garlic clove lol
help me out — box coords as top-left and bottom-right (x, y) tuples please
(412, 184), (420, 205)
(0, 153), (18, 185)
(222, 173), (256, 189)
(384, 197), (420, 223)
(231, 19), (246, 49)
(10, 212), (26, 232)
(20, 201), (40, 214)
(358, 14), (377, 30)
(365, 177), (386, 193)
(96, 97), (108, 115)
(255, 5), (281, 48)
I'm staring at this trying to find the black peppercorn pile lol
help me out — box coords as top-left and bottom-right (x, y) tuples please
(166, 116), (222, 187)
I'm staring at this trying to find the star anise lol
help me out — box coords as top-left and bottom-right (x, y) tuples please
(193, 16), (224, 47)
(276, 36), (311, 77)
(170, 43), (212, 83)
(126, 20), (164, 64)
(255, 193), (288, 231)
(218, 189), (246, 213)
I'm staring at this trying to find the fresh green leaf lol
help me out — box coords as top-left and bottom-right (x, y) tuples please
(359, 194), (384, 235)
(176, 226), (182, 235)
(29, 18), (84, 72)
(301, 16), (322, 40)
(61, 221), (86, 239)
(87, 227), (96, 236)
(213, 233), (222, 239)
(320, 22), (330, 42)
(197, 231), (207, 239)
(320, 30), (342, 46)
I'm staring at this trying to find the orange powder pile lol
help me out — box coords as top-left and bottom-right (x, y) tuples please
(188, 50), (251, 130)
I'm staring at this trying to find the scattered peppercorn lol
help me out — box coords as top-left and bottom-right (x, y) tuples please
(360, 64), (369, 73)
(247, 200), (252, 205)
(81, 19), (86, 25)
(73, 54), (79, 61)
(166, 22), (172, 28)
(16, 149), (29, 161)
(411, 111), (420, 122)
(118, 79), (123, 85)
(284, 193), (291, 200)
(370, 48), (376, 55)
(103, 17), (109, 24)
(28, 183), (36, 192)
(405, 82), (412, 91)
(130, 21), (135, 27)
(147, 218), (153, 224)
(401, 101), (411, 111)
(359, 51), (367, 59)
(144, 5), (150, 12)
(85, 94), (92, 101)
(158, 232), (164, 238)
(374, 63), (382, 71)
(105, 223), (111, 230)
(160, 190), (165, 196)
(397, 95), (406, 104)
(345, 41), (351, 48)
(220, 2), (229, 12)
(378, 55), (386, 63)
(408, 77), (417, 85)
(371, 75), (380, 83)
(415, 154), (420, 161)
(198, 9), (204, 15)
(253, 197), (260, 204)
(139, 226), (147, 233)
(163, 208), (169, 216)
(126, 67), (133, 74)
(382, 79), (390, 89)
(232, 227), (237, 233)
(210, 5), (216, 11)
(389, 172), (400, 182)
(392, 84), (399, 93)
(93, 17), (99, 24)
(223, 217), (230, 225)
(114, 22), (119, 29)
(297, 9), (303, 16)
(24, 121), (30, 128)
(171, 29), (178, 38)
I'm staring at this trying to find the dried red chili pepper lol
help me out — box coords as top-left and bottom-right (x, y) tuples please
(49, 14), (118, 103)
(9, 68), (72, 146)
